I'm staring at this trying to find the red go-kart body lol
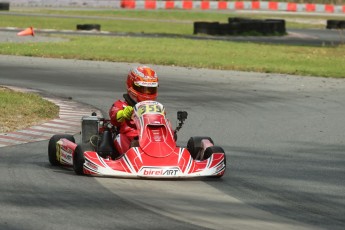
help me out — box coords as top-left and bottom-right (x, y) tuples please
(48, 101), (226, 178)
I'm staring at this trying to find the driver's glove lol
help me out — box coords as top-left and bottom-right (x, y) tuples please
(116, 106), (133, 122)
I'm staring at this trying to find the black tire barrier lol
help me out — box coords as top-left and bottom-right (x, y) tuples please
(194, 17), (286, 36)
(340, 21), (345, 29)
(76, 24), (101, 31)
(265, 19), (286, 34)
(0, 2), (10, 11)
(193, 22), (220, 35)
(326, 20), (345, 29)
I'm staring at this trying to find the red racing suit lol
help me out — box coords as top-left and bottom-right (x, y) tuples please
(109, 96), (138, 154)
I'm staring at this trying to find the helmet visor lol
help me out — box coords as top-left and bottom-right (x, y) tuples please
(133, 84), (157, 95)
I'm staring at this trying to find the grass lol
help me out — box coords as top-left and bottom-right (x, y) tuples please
(0, 36), (344, 78)
(0, 87), (59, 133)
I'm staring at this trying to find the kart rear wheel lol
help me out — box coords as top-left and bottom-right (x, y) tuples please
(187, 136), (214, 160)
(48, 134), (75, 166)
(73, 144), (85, 175)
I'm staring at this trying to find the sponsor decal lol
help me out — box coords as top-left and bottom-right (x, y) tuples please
(61, 145), (73, 154)
(136, 81), (158, 87)
(139, 167), (181, 176)
(60, 149), (72, 161)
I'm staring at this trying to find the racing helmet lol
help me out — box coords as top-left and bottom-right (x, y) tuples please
(126, 66), (159, 103)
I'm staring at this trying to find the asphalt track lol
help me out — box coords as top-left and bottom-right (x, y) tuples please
(0, 55), (345, 230)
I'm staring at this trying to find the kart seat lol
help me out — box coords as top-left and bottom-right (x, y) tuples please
(98, 130), (117, 158)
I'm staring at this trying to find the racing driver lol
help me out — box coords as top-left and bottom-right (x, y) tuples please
(109, 66), (159, 154)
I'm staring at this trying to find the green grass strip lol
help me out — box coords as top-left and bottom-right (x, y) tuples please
(1, 36), (344, 78)
(0, 87), (59, 133)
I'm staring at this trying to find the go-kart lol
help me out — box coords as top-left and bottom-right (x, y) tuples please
(48, 100), (226, 178)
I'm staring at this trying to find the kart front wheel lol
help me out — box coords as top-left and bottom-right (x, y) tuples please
(187, 136), (214, 160)
(73, 145), (85, 175)
(204, 146), (225, 160)
(48, 134), (75, 166)
(204, 146), (226, 178)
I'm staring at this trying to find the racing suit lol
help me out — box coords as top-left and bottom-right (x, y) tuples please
(109, 94), (138, 154)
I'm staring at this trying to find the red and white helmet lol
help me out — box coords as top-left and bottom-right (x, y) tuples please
(126, 66), (159, 103)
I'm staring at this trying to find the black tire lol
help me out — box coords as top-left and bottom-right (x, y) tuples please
(193, 22), (209, 35)
(339, 21), (345, 29)
(326, 20), (340, 29)
(76, 24), (101, 31)
(0, 3), (10, 11)
(265, 19), (286, 34)
(187, 136), (214, 160)
(193, 22), (220, 35)
(219, 23), (231, 35)
(262, 21), (276, 35)
(207, 22), (220, 35)
(235, 20), (261, 35)
(73, 145), (85, 175)
(48, 134), (75, 166)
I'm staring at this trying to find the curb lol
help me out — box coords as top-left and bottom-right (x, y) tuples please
(120, 0), (345, 14)
(0, 87), (102, 148)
